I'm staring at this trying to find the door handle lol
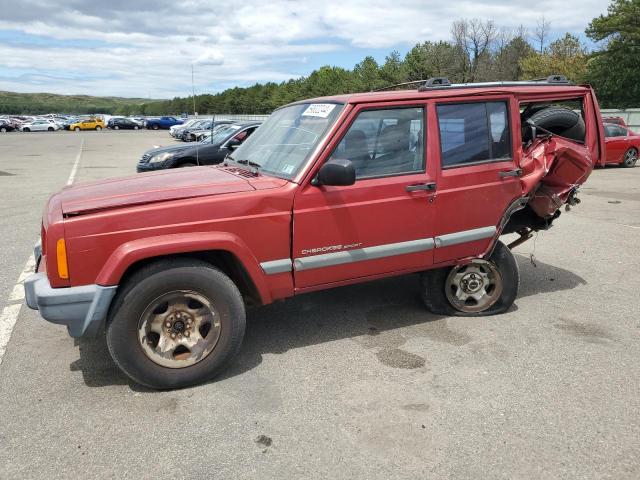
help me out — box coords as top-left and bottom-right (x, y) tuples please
(499, 168), (522, 178)
(406, 182), (436, 192)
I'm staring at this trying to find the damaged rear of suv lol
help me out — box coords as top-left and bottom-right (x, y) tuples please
(25, 75), (605, 389)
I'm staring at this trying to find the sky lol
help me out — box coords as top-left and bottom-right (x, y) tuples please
(0, 0), (609, 99)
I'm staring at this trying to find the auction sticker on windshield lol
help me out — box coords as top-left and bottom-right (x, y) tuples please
(302, 104), (336, 118)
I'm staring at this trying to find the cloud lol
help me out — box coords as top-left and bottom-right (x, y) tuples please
(0, 0), (609, 98)
(193, 49), (224, 66)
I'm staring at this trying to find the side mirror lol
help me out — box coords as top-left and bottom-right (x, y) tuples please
(226, 138), (241, 150)
(314, 159), (356, 186)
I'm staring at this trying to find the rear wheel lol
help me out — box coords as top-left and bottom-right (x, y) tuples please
(1, 127), (8, 133)
(23, 128), (30, 132)
(114, 125), (119, 130)
(134, 125), (139, 130)
(622, 148), (637, 168)
(420, 241), (519, 316)
(106, 259), (246, 389)
(74, 127), (80, 132)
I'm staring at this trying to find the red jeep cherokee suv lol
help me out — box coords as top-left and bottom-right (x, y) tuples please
(25, 76), (605, 389)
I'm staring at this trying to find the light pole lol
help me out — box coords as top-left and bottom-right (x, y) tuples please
(191, 63), (197, 116)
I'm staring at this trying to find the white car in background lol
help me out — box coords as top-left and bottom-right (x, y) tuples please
(169, 118), (200, 137)
(20, 119), (61, 132)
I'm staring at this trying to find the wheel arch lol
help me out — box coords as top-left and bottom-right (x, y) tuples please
(96, 232), (271, 305)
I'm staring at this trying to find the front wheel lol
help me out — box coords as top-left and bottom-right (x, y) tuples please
(152, 124), (159, 130)
(95, 125), (102, 131)
(134, 125), (139, 130)
(420, 241), (519, 316)
(23, 128), (30, 132)
(622, 148), (637, 168)
(106, 259), (246, 389)
(114, 125), (119, 130)
(2, 127), (9, 133)
(74, 127), (80, 132)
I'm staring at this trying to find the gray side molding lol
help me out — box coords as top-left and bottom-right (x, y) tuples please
(260, 259), (292, 275)
(434, 226), (496, 248)
(294, 238), (434, 271)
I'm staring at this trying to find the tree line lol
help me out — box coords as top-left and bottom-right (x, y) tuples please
(134, 0), (637, 115)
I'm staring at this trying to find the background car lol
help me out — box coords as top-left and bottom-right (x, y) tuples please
(144, 116), (183, 130)
(137, 122), (261, 172)
(603, 123), (638, 167)
(169, 118), (201, 138)
(69, 118), (105, 131)
(603, 116), (627, 127)
(20, 119), (60, 132)
(108, 118), (141, 130)
(0, 120), (16, 132)
(181, 120), (235, 142)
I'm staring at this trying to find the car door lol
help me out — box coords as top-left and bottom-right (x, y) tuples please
(604, 125), (629, 164)
(431, 98), (523, 264)
(292, 103), (436, 289)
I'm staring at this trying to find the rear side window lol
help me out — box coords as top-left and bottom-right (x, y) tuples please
(437, 102), (511, 168)
(604, 125), (627, 137)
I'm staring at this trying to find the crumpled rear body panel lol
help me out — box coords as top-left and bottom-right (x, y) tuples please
(520, 136), (593, 218)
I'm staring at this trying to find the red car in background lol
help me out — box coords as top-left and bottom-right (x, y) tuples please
(603, 116), (627, 127)
(604, 123), (638, 167)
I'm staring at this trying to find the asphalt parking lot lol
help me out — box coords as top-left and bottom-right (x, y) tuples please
(0, 129), (639, 479)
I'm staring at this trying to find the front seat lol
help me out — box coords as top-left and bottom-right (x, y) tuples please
(343, 129), (370, 175)
(371, 125), (414, 175)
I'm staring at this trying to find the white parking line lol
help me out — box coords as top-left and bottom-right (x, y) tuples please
(0, 138), (84, 366)
(67, 138), (84, 185)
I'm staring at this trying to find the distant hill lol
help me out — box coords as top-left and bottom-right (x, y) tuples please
(0, 91), (163, 115)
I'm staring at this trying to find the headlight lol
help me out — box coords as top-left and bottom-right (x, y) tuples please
(149, 152), (174, 163)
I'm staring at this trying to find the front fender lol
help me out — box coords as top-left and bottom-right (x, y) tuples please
(96, 231), (273, 303)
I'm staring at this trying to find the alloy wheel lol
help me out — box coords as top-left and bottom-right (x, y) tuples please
(138, 290), (222, 368)
(445, 260), (503, 313)
(624, 149), (637, 167)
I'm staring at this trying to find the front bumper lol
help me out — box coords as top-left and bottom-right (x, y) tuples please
(24, 273), (117, 337)
(136, 161), (166, 172)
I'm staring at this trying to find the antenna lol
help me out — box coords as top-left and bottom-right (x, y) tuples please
(191, 63), (197, 116)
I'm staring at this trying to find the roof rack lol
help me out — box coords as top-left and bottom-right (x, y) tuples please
(372, 80), (429, 92)
(417, 75), (572, 91)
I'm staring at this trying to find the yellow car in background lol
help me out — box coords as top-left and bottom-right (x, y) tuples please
(69, 118), (105, 131)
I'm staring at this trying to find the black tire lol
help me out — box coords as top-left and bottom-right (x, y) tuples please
(106, 258), (246, 389)
(178, 162), (197, 167)
(114, 125), (119, 130)
(96, 125), (102, 131)
(152, 124), (159, 130)
(622, 148), (637, 168)
(134, 125), (139, 130)
(74, 127), (80, 132)
(526, 106), (585, 142)
(420, 241), (519, 317)
(2, 127), (9, 133)
(47, 127), (54, 131)
(23, 128), (30, 132)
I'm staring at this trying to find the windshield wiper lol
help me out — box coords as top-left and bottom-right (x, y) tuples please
(236, 159), (262, 170)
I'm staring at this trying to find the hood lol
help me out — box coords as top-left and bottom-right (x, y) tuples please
(60, 166), (255, 216)
(143, 143), (195, 157)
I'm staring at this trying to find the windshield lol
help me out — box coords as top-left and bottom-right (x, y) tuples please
(230, 102), (344, 179)
(200, 124), (240, 144)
